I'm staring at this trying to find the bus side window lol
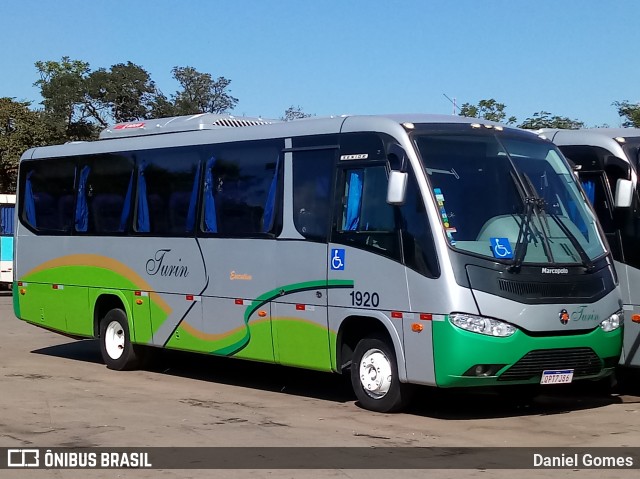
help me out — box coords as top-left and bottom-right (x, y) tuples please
(134, 149), (200, 235)
(292, 149), (334, 241)
(79, 154), (134, 234)
(21, 160), (76, 233)
(334, 165), (401, 260)
(201, 140), (283, 237)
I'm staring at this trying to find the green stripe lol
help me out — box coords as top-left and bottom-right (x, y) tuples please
(212, 279), (354, 356)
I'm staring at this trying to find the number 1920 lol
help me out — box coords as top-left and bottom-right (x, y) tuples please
(349, 291), (380, 308)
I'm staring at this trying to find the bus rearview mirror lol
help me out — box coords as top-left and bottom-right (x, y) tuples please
(614, 178), (633, 208)
(387, 171), (408, 205)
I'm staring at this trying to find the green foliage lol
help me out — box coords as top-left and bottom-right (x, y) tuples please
(458, 99), (516, 125)
(614, 101), (640, 128)
(171, 66), (238, 115)
(33, 58), (240, 142)
(281, 105), (312, 121)
(0, 98), (56, 192)
(86, 62), (158, 124)
(518, 111), (585, 130)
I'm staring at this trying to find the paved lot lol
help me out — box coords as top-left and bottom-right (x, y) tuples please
(0, 293), (639, 479)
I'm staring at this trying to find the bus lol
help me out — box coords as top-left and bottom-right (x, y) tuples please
(0, 194), (16, 288)
(13, 113), (623, 412)
(538, 128), (640, 369)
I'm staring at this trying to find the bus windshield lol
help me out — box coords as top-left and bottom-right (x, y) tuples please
(413, 130), (606, 266)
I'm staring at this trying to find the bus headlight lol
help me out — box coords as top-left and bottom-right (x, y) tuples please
(449, 313), (517, 337)
(599, 310), (623, 332)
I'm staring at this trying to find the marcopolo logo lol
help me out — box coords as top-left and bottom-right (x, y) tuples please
(541, 267), (569, 274)
(559, 309), (570, 325)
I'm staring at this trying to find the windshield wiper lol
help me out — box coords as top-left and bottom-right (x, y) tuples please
(509, 196), (551, 271)
(546, 211), (595, 272)
(521, 172), (594, 272)
(509, 172), (556, 271)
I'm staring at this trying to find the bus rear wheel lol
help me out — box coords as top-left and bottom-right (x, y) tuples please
(99, 308), (141, 371)
(350, 336), (413, 413)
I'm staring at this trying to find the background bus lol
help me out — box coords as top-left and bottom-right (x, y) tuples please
(539, 128), (640, 369)
(13, 114), (622, 412)
(0, 194), (16, 289)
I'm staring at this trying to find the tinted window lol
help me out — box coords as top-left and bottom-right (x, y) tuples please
(135, 148), (201, 235)
(201, 140), (283, 236)
(293, 149), (334, 240)
(334, 164), (400, 260)
(399, 173), (439, 278)
(1, 205), (14, 235)
(21, 159), (76, 233)
(76, 154), (134, 234)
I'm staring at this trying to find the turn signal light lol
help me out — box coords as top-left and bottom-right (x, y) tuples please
(411, 323), (424, 333)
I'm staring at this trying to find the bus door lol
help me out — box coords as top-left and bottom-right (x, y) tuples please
(271, 144), (336, 371)
(578, 171), (623, 260)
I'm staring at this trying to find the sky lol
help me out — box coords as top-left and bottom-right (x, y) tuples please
(0, 0), (638, 128)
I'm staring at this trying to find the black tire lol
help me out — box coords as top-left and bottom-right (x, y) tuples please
(350, 336), (413, 413)
(99, 308), (141, 371)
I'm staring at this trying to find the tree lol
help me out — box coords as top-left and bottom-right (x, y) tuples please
(34, 56), (96, 141)
(614, 101), (640, 128)
(171, 66), (238, 115)
(458, 99), (516, 124)
(281, 105), (312, 121)
(85, 62), (157, 124)
(0, 98), (55, 192)
(518, 111), (584, 130)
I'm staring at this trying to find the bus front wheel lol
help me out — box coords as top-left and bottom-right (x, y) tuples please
(350, 336), (413, 413)
(99, 308), (141, 371)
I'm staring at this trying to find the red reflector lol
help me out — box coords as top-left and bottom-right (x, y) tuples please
(391, 311), (403, 319)
(52, 284), (59, 290)
(135, 291), (142, 296)
(235, 299), (244, 305)
(18, 282), (23, 286)
(420, 313), (433, 321)
(296, 304), (305, 311)
(186, 295), (194, 301)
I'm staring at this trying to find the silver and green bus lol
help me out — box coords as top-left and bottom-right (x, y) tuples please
(14, 114), (623, 412)
(539, 128), (640, 370)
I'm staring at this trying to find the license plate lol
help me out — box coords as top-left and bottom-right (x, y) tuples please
(540, 369), (574, 385)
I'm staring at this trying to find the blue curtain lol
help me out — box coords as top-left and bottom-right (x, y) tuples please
(185, 163), (202, 232)
(581, 179), (596, 205)
(137, 162), (150, 232)
(75, 165), (91, 232)
(345, 170), (363, 231)
(203, 157), (218, 233)
(262, 155), (280, 233)
(118, 171), (134, 232)
(0, 206), (14, 235)
(24, 171), (36, 228)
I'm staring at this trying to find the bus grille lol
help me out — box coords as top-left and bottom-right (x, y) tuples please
(497, 278), (604, 299)
(498, 348), (602, 381)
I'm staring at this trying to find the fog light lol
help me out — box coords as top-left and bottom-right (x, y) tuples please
(463, 364), (506, 377)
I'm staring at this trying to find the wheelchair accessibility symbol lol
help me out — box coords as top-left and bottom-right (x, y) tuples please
(331, 249), (345, 270)
(490, 237), (514, 259)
